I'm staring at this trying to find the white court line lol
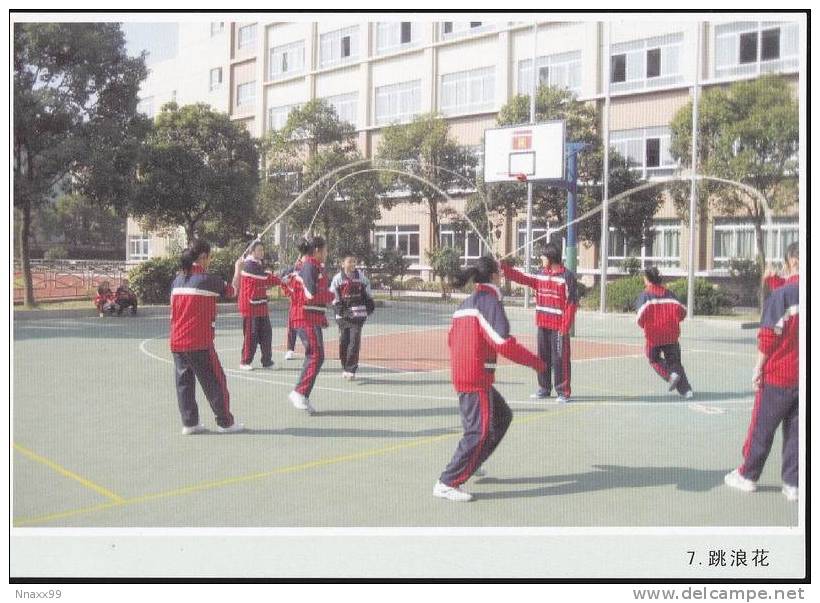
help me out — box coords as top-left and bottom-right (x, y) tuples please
(139, 337), (754, 408)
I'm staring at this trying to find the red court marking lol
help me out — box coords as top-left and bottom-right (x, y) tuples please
(281, 328), (642, 373)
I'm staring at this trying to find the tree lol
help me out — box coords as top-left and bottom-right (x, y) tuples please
(373, 247), (409, 298)
(38, 193), (126, 256)
(133, 102), (259, 245)
(14, 22), (148, 306)
(669, 75), (798, 280)
(426, 246), (463, 299)
(492, 86), (662, 258)
(376, 113), (475, 252)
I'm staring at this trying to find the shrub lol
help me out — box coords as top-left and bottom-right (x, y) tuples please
(128, 256), (180, 305)
(426, 246), (463, 298)
(586, 275), (645, 313)
(667, 278), (731, 316)
(621, 256), (642, 276)
(208, 241), (247, 285)
(727, 257), (761, 306)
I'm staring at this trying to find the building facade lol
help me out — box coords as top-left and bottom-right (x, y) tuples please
(128, 18), (802, 282)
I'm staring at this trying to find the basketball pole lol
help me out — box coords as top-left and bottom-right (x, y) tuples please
(524, 21), (538, 310)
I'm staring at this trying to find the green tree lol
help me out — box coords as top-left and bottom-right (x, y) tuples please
(376, 113), (475, 252)
(493, 86), (662, 254)
(426, 246), (463, 299)
(14, 22), (148, 306)
(38, 193), (126, 256)
(373, 248), (409, 298)
(669, 75), (798, 279)
(133, 102), (259, 245)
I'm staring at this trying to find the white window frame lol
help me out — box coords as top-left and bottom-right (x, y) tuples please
(267, 103), (301, 132)
(238, 24), (257, 50)
(236, 81), (256, 107)
(210, 22), (224, 37)
(439, 226), (486, 262)
(712, 220), (798, 269)
(516, 222), (563, 260)
(518, 51), (583, 97)
(374, 79), (421, 126)
(374, 225), (420, 261)
(376, 22), (420, 55)
(714, 21), (800, 78)
(128, 235), (151, 261)
(610, 33), (683, 93)
(209, 67), (223, 92)
(441, 21), (491, 40)
(323, 92), (358, 127)
(269, 40), (305, 81)
(608, 221), (682, 270)
(610, 126), (677, 179)
(439, 66), (495, 117)
(319, 26), (360, 68)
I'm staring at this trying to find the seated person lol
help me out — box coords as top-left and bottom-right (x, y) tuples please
(115, 279), (138, 315)
(94, 281), (119, 317)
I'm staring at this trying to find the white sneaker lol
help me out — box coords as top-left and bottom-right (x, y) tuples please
(284, 350), (296, 360)
(217, 422), (245, 434)
(433, 480), (474, 502)
(684, 390), (694, 399)
(724, 469), (757, 493)
(341, 371), (350, 379)
(99, 313), (105, 318)
(289, 390), (309, 410)
(556, 395), (571, 404)
(668, 372), (680, 391)
(181, 424), (206, 435)
(347, 372), (356, 381)
(782, 484), (798, 502)
(239, 364), (253, 371)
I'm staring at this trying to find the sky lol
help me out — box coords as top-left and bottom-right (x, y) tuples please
(121, 22), (179, 64)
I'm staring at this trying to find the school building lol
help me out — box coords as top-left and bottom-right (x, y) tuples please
(127, 18), (802, 283)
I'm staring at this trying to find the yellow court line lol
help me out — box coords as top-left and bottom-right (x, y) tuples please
(13, 443), (126, 503)
(13, 405), (587, 527)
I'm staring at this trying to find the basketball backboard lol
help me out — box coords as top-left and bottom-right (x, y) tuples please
(483, 120), (565, 183)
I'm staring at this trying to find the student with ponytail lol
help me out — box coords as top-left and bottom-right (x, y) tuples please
(169, 240), (245, 434)
(236, 240), (281, 371)
(434, 256), (546, 502)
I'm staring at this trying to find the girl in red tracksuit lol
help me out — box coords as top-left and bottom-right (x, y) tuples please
(287, 237), (335, 414)
(169, 240), (245, 434)
(500, 242), (578, 402)
(282, 258), (303, 360)
(237, 241), (281, 370)
(434, 256), (546, 502)
(635, 266), (693, 398)
(94, 281), (118, 317)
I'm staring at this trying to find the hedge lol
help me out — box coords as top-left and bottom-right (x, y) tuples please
(128, 256), (179, 305)
(583, 275), (730, 315)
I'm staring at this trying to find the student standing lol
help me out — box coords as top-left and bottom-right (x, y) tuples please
(236, 241), (281, 371)
(288, 237), (334, 414)
(434, 256), (546, 502)
(500, 243), (578, 403)
(281, 257), (303, 361)
(169, 240), (245, 434)
(330, 253), (375, 379)
(635, 267), (693, 398)
(725, 242), (799, 502)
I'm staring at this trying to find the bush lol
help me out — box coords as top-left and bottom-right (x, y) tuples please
(128, 256), (180, 304)
(621, 256), (642, 276)
(727, 257), (761, 306)
(584, 275), (645, 313)
(426, 246), (463, 298)
(44, 245), (69, 260)
(208, 241), (247, 285)
(667, 278), (731, 316)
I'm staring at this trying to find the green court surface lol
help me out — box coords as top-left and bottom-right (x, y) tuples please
(12, 301), (799, 527)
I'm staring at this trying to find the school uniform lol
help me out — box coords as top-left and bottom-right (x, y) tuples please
(635, 283), (692, 395)
(115, 286), (138, 315)
(94, 288), (118, 315)
(439, 283), (546, 488)
(237, 257), (280, 367)
(289, 257), (335, 398)
(500, 262), (578, 397)
(737, 274), (799, 487)
(330, 268), (374, 375)
(281, 259), (303, 353)
(169, 264), (236, 429)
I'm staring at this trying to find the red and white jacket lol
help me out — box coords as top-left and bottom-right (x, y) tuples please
(289, 256), (334, 328)
(238, 257), (280, 318)
(500, 261), (578, 332)
(758, 274), (799, 388)
(635, 284), (687, 347)
(94, 288), (116, 310)
(170, 264), (235, 353)
(449, 283), (546, 393)
(280, 258), (303, 328)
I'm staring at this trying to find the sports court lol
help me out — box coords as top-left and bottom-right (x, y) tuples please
(12, 300), (798, 528)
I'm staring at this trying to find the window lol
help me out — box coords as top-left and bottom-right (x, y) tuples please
(715, 22), (800, 77)
(609, 33), (683, 92)
(267, 103), (300, 132)
(712, 219), (798, 268)
(610, 126), (676, 178)
(608, 221), (681, 270)
(209, 67), (223, 91)
(324, 92), (357, 126)
(518, 51), (582, 97)
(516, 223), (561, 260)
(374, 226), (420, 261)
(374, 80), (421, 125)
(128, 236), (151, 261)
(269, 41), (305, 80)
(319, 26), (359, 68)
(210, 22), (224, 36)
(439, 67), (495, 116)
(441, 21), (490, 39)
(440, 226), (485, 261)
(236, 82), (255, 107)
(443, 22), (453, 34)
(238, 24), (257, 50)
(376, 22), (419, 54)
(136, 97), (154, 118)
(470, 22), (482, 28)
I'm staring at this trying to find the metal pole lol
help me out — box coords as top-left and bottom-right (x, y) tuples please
(599, 20), (612, 313)
(524, 21), (538, 309)
(687, 23), (701, 320)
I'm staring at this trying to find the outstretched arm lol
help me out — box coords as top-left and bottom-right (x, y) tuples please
(476, 296), (546, 373)
(499, 260), (539, 289)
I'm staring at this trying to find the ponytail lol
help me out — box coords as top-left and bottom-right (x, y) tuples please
(452, 255), (498, 288)
(180, 240), (211, 281)
(297, 238), (315, 257)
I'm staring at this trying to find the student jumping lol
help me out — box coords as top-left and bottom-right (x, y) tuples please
(434, 256), (546, 502)
(287, 237), (334, 414)
(236, 241), (281, 371)
(725, 242), (799, 502)
(500, 242), (578, 403)
(169, 240), (245, 435)
(635, 266), (693, 398)
(330, 252), (375, 380)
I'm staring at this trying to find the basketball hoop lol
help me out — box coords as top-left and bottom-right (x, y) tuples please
(513, 173), (528, 183)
